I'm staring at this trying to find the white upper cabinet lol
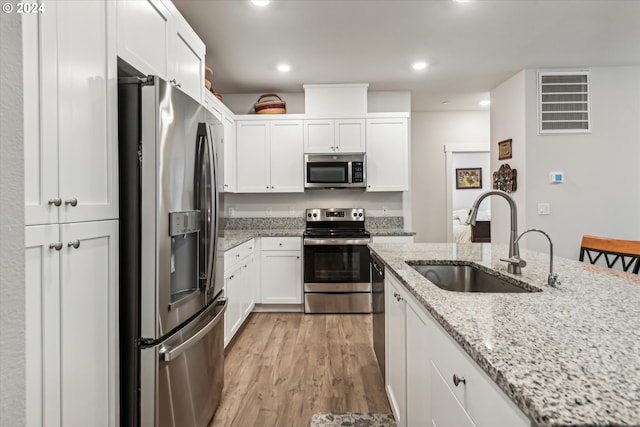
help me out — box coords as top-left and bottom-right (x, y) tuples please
(223, 115), (237, 192)
(116, 0), (170, 78)
(166, 3), (205, 102)
(366, 118), (409, 192)
(236, 120), (304, 193)
(116, 0), (205, 102)
(24, 0), (118, 225)
(304, 119), (366, 153)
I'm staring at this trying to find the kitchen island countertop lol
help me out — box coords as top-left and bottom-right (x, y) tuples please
(369, 242), (640, 427)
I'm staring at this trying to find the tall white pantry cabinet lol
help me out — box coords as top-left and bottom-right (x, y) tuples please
(23, 2), (118, 426)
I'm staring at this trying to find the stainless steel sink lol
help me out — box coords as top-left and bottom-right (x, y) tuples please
(407, 263), (538, 293)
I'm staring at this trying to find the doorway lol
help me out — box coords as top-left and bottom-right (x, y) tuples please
(444, 144), (490, 243)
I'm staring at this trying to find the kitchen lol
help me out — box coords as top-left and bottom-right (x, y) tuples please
(2, 1), (640, 427)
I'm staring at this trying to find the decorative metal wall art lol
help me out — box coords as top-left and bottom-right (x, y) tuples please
(493, 163), (517, 193)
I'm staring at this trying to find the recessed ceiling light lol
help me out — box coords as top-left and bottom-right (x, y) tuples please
(479, 100), (491, 106)
(453, 0), (471, 3)
(412, 62), (428, 71)
(251, 0), (270, 6)
(277, 64), (291, 72)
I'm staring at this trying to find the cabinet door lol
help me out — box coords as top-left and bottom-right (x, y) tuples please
(269, 121), (304, 192)
(25, 225), (61, 427)
(224, 265), (243, 346)
(116, 0), (170, 78)
(431, 361), (477, 427)
(304, 120), (335, 153)
(56, 0), (118, 223)
(261, 251), (302, 304)
(335, 119), (366, 153)
(236, 121), (270, 193)
(385, 276), (406, 427)
(366, 118), (409, 192)
(167, 13), (205, 102)
(406, 301), (431, 426)
(223, 115), (237, 193)
(23, 12), (58, 226)
(59, 220), (118, 427)
(241, 255), (256, 317)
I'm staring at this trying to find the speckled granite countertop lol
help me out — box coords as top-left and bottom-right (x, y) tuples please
(367, 228), (415, 237)
(369, 242), (640, 427)
(224, 229), (305, 250)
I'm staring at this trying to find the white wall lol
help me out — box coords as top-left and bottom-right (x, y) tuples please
(523, 66), (640, 259)
(0, 12), (26, 426)
(489, 71), (527, 246)
(225, 191), (403, 218)
(411, 111), (490, 242)
(451, 152), (491, 210)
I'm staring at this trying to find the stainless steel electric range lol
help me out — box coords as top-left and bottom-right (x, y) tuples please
(303, 208), (372, 313)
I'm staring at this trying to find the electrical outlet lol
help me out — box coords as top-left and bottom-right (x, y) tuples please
(266, 207), (272, 216)
(228, 207), (235, 217)
(289, 206), (296, 216)
(382, 206), (388, 216)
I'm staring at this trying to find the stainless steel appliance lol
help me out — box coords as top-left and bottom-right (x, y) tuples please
(118, 75), (226, 427)
(303, 208), (371, 313)
(304, 154), (366, 189)
(371, 253), (385, 376)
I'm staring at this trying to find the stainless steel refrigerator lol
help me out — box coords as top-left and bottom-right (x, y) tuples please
(118, 74), (226, 427)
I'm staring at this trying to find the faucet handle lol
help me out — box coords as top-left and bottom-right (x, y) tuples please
(500, 256), (527, 268)
(548, 272), (561, 287)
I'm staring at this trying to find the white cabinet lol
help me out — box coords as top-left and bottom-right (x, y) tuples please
(203, 92), (237, 193)
(303, 119), (366, 153)
(116, 0), (205, 102)
(236, 120), (304, 193)
(223, 239), (256, 347)
(385, 275), (406, 427)
(116, 0), (170, 79)
(260, 237), (302, 304)
(25, 220), (118, 427)
(24, 1), (118, 226)
(385, 270), (530, 427)
(366, 118), (409, 191)
(166, 1), (205, 102)
(223, 115), (237, 192)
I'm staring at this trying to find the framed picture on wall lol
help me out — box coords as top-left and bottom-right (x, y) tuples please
(456, 168), (482, 189)
(498, 139), (512, 160)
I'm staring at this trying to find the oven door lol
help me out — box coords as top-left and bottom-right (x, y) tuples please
(303, 240), (371, 288)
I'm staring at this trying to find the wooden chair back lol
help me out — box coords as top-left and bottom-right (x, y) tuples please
(579, 235), (640, 274)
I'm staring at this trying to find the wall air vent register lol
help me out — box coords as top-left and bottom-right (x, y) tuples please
(538, 71), (591, 134)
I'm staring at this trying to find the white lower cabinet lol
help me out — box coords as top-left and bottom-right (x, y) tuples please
(223, 239), (256, 347)
(25, 220), (118, 427)
(385, 270), (530, 427)
(260, 237), (302, 304)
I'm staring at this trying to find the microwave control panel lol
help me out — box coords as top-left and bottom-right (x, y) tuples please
(352, 162), (364, 183)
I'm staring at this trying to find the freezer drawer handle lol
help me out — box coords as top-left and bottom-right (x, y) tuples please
(159, 298), (227, 362)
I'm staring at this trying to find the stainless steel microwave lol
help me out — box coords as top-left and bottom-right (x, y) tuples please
(304, 154), (366, 189)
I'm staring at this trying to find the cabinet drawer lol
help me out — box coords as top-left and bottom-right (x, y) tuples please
(261, 236), (300, 251)
(224, 239), (254, 270)
(428, 314), (529, 427)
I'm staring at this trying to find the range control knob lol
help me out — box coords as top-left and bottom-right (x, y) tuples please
(307, 213), (312, 218)
(313, 213), (317, 218)
(359, 213), (363, 217)
(353, 212), (357, 217)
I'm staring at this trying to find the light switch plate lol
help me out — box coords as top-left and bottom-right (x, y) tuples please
(537, 203), (551, 215)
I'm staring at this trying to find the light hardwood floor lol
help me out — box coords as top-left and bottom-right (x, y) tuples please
(210, 312), (391, 427)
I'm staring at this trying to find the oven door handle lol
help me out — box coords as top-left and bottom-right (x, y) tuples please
(303, 238), (371, 246)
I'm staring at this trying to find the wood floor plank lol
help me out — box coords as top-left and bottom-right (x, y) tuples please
(209, 313), (390, 427)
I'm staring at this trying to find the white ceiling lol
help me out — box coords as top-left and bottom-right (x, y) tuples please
(173, 0), (640, 112)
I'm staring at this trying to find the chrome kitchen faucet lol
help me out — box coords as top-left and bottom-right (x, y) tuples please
(466, 190), (525, 274)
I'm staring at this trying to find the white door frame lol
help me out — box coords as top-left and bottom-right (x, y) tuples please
(444, 144), (490, 242)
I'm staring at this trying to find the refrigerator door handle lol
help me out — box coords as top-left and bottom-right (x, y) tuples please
(159, 298), (227, 362)
(203, 123), (219, 295)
